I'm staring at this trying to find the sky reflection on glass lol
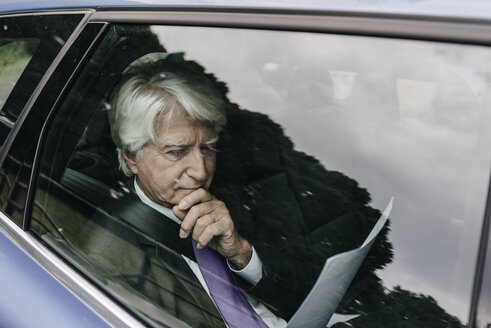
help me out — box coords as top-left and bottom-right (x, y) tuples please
(152, 26), (491, 322)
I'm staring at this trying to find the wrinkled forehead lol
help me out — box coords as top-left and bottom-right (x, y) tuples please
(154, 108), (217, 144)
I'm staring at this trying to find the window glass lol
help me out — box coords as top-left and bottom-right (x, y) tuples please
(0, 38), (40, 111)
(0, 14), (83, 226)
(32, 24), (491, 328)
(0, 14), (82, 146)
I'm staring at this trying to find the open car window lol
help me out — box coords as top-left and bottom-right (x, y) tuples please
(31, 23), (491, 328)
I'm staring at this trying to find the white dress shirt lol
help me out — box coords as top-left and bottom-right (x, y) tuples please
(134, 180), (287, 328)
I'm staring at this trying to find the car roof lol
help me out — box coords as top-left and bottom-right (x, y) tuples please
(2, 0), (491, 21)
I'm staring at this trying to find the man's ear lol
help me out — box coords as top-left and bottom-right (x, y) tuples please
(122, 148), (139, 175)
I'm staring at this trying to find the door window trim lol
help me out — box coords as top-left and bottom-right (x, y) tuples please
(469, 175), (491, 327)
(90, 8), (491, 45)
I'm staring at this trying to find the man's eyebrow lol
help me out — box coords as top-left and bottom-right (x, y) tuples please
(160, 141), (190, 149)
(204, 137), (219, 145)
(159, 137), (218, 149)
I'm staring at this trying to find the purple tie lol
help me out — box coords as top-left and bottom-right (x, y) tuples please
(192, 240), (269, 328)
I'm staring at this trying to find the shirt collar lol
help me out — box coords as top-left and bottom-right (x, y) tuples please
(133, 178), (182, 225)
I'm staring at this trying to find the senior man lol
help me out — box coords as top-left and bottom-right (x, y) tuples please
(102, 53), (286, 328)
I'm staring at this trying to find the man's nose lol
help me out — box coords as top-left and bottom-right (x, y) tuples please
(186, 148), (207, 181)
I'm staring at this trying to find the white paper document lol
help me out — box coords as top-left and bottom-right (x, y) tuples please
(287, 198), (393, 328)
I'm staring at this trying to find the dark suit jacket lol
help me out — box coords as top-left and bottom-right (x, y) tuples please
(63, 140), (390, 325)
(63, 170), (226, 328)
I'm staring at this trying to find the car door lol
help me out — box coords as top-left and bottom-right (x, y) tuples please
(1, 6), (491, 328)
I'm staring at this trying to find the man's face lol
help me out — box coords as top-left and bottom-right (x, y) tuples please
(126, 108), (218, 207)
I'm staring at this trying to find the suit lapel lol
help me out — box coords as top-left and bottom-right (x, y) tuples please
(70, 176), (226, 327)
(117, 191), (196, 260)
(124, 196), (225, 327)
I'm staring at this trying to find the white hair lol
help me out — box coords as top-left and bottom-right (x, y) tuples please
(108, 61), (226, 176)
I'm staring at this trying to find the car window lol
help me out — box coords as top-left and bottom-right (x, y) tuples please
(0, 14), (83, 226)
(31, 23), (491, 328)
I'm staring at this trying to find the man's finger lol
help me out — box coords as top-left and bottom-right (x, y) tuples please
(172, 206), (187, 220)
(177, 188), (213, 210)
(196, 222), (223, 249)
(192, 214), (215, 241)
(179, 202), (215, 238)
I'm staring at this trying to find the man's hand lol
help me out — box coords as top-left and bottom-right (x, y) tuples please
(173, 188), (253, 269)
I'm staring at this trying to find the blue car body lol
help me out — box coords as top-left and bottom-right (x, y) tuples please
(0, 228), (109, 328)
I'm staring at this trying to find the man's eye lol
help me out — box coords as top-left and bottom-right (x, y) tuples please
(167, 149), (187, 158)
